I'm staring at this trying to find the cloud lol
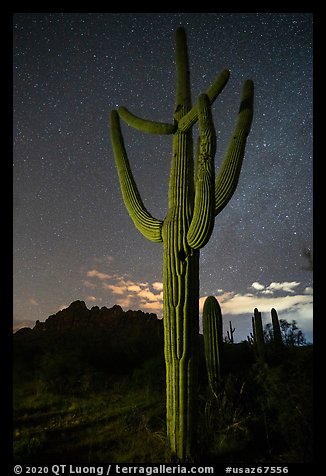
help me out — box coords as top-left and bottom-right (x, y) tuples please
(127, 284), (142, 292)
(138, 288), (163, 302)
(200, 283), (313, 338)
(250, 282), (265, 291)
(304, 286), (313, 295)
(153, 282), (164, 292)
(85, 269), (163, 315)
(261, 289), (274, 295)
(266, 281), (300, 293)
(58, 304), (69, 312)
(226, 293), (311, 316)
(86, 295), (97, 302)
(84, 269), (313, 338)
(86, 269), (112, 281)
(249, 281), (301, 294)
(82, 280), (97, 289)
(103, 283), (126, 295)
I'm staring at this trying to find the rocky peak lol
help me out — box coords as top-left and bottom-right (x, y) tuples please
(32, 301), (159, 333)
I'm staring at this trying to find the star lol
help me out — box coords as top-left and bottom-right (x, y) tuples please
(13, 12), (313, 342)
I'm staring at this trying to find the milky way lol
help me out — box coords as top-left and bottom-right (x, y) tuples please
(13, 13), (313, 342)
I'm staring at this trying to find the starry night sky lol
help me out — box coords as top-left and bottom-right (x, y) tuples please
(13, 12), (313, 342)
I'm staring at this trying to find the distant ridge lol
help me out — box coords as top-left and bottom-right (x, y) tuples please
(14, 300), (161, 335)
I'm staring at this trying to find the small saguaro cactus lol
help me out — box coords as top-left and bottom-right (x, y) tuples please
(110, 27), (254, 461)
(253, 308), (265, 358)
(271, 308), (283, 347)
(203, 296), (223, 397)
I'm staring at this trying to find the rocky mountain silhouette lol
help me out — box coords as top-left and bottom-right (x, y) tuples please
(14, 300), (162, 336)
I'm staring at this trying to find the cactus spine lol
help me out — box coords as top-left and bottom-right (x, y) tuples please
(203, 296), (223, 397)
(110, 27), (254, 461)
(271, 308), (283, 347)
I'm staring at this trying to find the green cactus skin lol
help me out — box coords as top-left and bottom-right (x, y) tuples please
(253, 308), (265, 358)
(110, 27), (254, 461)
(203, 296), (223, 397)
(271, 308), (283, 347)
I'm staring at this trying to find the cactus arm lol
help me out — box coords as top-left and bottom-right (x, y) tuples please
(110, 110), (163, 243)
(206, 68), (230, 103)
(214, 79), (254, 216)
(178, 68), (230, 132)
(175, 27), (192, 113)
(187, 94), (216, 249)
(117, 107), (177, 135)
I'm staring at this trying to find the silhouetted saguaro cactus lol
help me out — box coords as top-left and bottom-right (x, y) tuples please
(227, 321), (236, 343)
(251, 315), (256, 342)
(271, 308), (283, 347)
(247, 332), (255, 345)
(110, 27), (254, 461)
(203, 296), (223, 397)
(253, 308), (265, 358)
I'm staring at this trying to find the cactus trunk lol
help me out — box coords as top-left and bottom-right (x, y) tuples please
(110, 27), (253, 461)
(162, 38), (198, 453)
(163, 241), (199, 458)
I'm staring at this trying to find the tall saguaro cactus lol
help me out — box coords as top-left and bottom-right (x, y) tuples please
(110, 27), (254, 461)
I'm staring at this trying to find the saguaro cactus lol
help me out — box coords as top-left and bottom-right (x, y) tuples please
(110, 27), (254, 461)
(253, 308), (265, 358)
(203, 296), (223, 397)
(271, 308), (283, 347)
